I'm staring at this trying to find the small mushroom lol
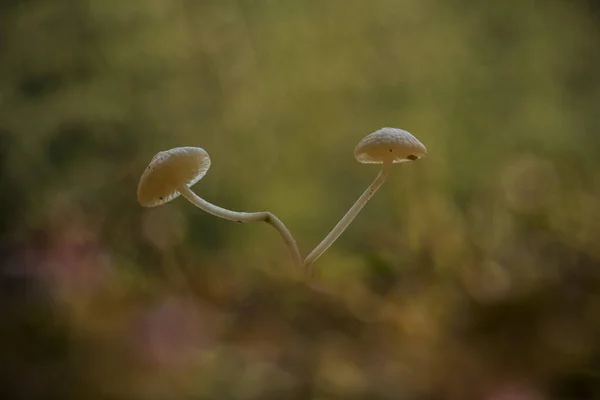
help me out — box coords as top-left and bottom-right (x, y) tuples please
(304, 127), (427, 270)
(137, 147), (302, 269)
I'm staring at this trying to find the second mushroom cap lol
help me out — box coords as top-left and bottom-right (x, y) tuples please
(354, 127), (427, 164)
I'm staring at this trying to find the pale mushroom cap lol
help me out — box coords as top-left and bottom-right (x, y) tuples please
(354, 127), (427, 164)
(137, 147), (211, 207)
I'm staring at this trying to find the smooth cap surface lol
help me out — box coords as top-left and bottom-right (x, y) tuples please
(354, 127), (427, 164)
(137, 147), (211, 207)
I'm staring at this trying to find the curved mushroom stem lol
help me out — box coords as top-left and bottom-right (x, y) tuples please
(303, 160), (393, 272)
(178, 185), (303, 271)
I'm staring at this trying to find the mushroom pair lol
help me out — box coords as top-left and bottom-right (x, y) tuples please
(137, 127), (427, 274)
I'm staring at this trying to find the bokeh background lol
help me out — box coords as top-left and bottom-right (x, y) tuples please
(2, 1), (600, 399)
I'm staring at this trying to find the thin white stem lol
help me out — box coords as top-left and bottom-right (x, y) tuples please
(304, 161), (392, 271)
(178, 185), (303, 270)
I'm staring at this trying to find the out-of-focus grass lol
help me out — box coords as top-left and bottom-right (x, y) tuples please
(1, 0), (600, 399)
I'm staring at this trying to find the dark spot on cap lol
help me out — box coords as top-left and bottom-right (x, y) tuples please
(407, 154), (418, 160)
(159, 196), (163, 200)
(389, 148), (393, 152)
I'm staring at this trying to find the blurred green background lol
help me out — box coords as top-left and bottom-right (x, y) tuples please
(2, 1), (600, 399)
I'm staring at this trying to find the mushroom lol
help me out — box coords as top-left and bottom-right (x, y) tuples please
(137, 146), (302, 269)
(303, 127), (427, 270)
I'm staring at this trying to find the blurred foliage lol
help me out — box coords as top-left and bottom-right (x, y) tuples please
(1, 0), (600, 399)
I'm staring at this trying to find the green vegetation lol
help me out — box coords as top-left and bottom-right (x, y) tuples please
(1, 1), (600, 398)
